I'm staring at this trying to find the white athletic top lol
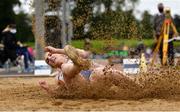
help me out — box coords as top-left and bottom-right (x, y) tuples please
(55, 70), (65, 82)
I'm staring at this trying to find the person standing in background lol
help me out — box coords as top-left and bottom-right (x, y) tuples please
(153, 3), (175, 65)
(1, 24), (18, 64)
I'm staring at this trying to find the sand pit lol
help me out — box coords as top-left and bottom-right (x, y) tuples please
(0, 67), (180, 111)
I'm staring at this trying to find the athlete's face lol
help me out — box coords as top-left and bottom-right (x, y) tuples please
(45, 52), (67, 68)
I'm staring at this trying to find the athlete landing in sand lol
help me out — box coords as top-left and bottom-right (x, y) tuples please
(39, 45), (136, 94)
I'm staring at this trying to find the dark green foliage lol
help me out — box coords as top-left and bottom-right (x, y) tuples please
(174, 14), (180, 33)
(0, 0), (33, 42)
(140, 11), (153, 39)
(15, 12), (34, 42)
(72, 0), (94, 39)
(91, 9), (139, 39)
(0, 0), (20, 34)
(72, 0), (140, 40)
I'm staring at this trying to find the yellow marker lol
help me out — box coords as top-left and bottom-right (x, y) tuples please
(140, 53), (147, 73)
(162, 19), (170, 65)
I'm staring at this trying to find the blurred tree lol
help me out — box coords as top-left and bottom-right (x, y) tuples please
(140, 11), (153, 38)
(0, 0), (33, 42)
(0, 0), (20, 41)
(91, 10), (136, 39)
(123, 10), (139, 39)
(98, 0), (113, 12)
(73, 0), (138, 39)
(90, 0), (139, 39)
(15, 12), (33, 42)
(72, 0), (93, 39)
(173, 14), (180, 33)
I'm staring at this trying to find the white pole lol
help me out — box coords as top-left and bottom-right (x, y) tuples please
(34, 0), (45, 60)
(61, 0), (67, 48)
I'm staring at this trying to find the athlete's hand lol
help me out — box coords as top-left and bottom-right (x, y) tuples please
(44, 46), (57, 53)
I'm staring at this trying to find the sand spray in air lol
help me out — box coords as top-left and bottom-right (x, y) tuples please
(52, 66), (180, 99)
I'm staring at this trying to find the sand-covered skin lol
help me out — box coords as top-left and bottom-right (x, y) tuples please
(0, 66), (180, 111)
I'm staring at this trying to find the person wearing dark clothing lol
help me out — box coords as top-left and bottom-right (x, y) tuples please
(1, 24), (18, 64)
(1, 24), (33, 72)
(153, 3), (175, 65)
(16, 41), (34, 72)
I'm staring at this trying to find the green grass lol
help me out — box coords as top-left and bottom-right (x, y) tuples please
(72, 39), (154, 47)
(71, 39), (155, 53)
(24, 42), (35, 48)
(71, 39), (180, 53)
(174, 41), (180, 47)
(25, 39), (180, 54)
(71, 40), (105, 53)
